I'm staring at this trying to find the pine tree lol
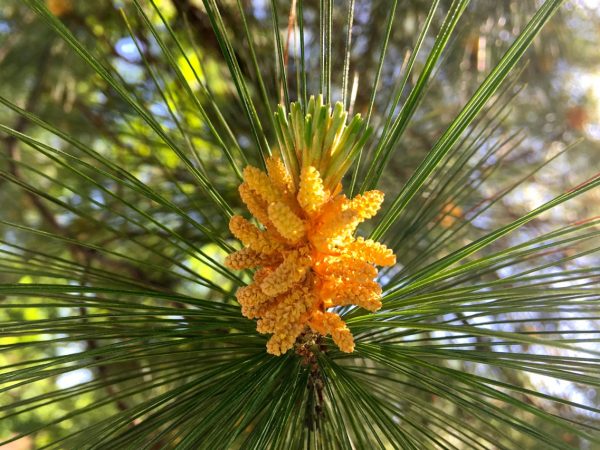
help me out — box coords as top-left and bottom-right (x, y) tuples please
(0, 0), (599, 448)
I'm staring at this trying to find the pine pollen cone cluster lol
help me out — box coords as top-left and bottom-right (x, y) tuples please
(225, 156), (396, 356)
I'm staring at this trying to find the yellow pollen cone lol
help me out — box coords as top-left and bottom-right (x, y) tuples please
(225, 99), (393, 355)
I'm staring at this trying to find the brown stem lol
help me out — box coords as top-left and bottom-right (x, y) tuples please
(296, 329), (326, 431)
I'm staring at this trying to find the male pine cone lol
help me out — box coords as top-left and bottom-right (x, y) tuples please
(225, 156), (395, 355)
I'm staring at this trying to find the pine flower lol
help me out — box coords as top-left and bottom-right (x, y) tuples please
(238, 183), (271, 227)
(243, 166), (280, 205)
(308, 311), (355, 353)
(347, 237), (396, 266)
(268, 202), (305, 242)
(350, 190), (385, 221)
(259, 249), (311, 297)
(298, 166), (328, 215)
(225, 97), (396, 355)
(266, 156), (295, 195)
(319, 279), (383, 311)
(313, 256), (378, 283)
(224, 247), (281, 270)
(229, 215), (282, 255)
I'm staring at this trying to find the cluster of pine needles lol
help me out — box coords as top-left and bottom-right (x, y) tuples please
(0, 0), (598, 448)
